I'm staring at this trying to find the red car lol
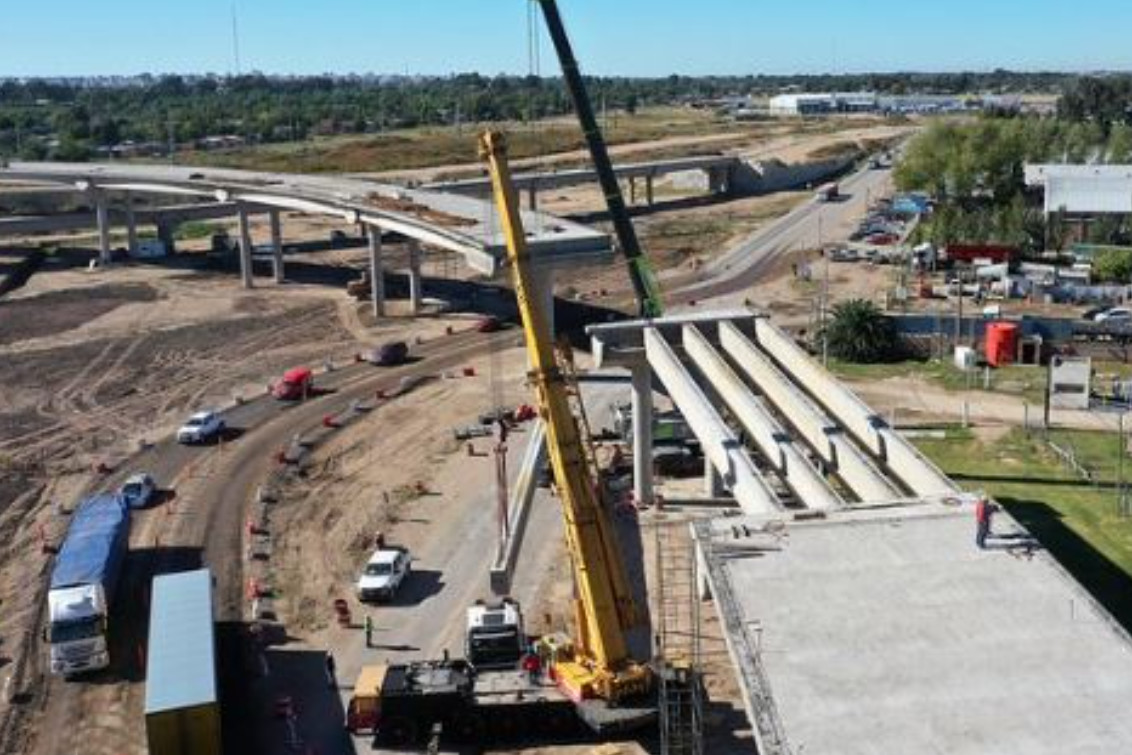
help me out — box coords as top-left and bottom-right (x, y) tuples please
(867, 233), (899, 246)
(272, 367), (313, 400)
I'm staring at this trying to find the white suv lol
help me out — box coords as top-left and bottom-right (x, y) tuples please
(356, 547), (412, 602)
(177, 411), (226, 444)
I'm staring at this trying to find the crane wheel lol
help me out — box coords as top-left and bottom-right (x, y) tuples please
(381, 716), (418, 745)
(453, 712), (486, 742)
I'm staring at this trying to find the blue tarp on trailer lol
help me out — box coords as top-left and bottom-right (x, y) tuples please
(50, 494), (129, 589)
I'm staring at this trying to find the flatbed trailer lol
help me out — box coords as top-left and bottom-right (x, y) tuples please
(370, 660), (654, 746)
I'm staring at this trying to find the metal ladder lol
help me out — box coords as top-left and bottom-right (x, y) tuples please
(655, 518), (704, 755)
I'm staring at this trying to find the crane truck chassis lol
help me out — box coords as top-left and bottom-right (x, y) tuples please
(359, 657), (655, 746)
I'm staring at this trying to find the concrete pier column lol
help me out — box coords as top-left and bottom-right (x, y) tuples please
(631, 361), (654, 506)
(125, 193), (138, 256)
(95, 194), (111, 265)
(646, 174), (655, 206)
(527, 185), (539, 212)
(704, 459), (727, 498)
(237, 205), (254, 289)
(629, 177), (637, 205)
(156, 221), (177, 255)
(407, 239), (423, 314)
(269, 210), (284, 284)
(367, 224), (385, 319)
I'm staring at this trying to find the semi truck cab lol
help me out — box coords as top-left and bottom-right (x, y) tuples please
(47, 583), (110, 674)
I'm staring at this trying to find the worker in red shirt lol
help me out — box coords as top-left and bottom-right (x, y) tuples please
(522, 650), (542, 685)
(975, 497), (996, 549)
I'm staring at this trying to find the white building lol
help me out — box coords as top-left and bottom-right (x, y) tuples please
(1025, 164), (1132, 215)
(768, 93), (836, 115)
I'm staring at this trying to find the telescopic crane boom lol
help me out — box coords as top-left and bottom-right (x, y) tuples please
(479, 130), (652, 705)
(536, 0), (664, 319)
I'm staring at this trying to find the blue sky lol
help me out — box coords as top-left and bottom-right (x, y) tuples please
(2, 1), (1131, 77)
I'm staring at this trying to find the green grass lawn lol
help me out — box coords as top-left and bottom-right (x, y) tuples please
(830, 359), (1051, 404)
(915, 426), (1132, 631)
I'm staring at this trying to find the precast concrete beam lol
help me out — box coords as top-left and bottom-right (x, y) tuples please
(719, 322), (898, 503)
(753, 319), (885, 455)
(752, 319), (958, 498)
(684, 325), (842, 510)
(237, 205), (254, 289)
(269, 209), (284, 284)
(644, 328), (779, 515)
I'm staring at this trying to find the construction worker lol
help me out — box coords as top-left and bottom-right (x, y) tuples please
(975, 497), (995, 549)
(522, 649), (542, 685)
(364, 614), (374, 648)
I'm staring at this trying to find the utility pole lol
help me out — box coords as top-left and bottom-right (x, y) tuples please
(1119, 412), (1127, 516)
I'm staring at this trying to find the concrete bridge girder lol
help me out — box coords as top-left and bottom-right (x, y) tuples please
(749, 319), (958, 499)
(682, 324), (842, 511)
(643, 327), (780, 515)
(717, 321), (900, 503)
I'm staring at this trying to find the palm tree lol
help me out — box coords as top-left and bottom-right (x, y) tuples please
(825, 299), (900, 363)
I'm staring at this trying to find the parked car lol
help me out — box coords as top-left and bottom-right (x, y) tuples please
(272, 367), (314, 400)
(368, 341), (409, 366)
(176, 410), (226, 444)
(356, 546), (412, 602)
(1096, 307), (1132, 323)
(828, 248), (858, 263)
(867, 233), (899, 246)
(119, 473), (157, 509)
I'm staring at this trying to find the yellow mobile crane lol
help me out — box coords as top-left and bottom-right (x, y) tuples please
(480, 129), (653, 707)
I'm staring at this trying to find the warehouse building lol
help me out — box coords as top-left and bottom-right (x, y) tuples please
(1025, 164), (1132, 215)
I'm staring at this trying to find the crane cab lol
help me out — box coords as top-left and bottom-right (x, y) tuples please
(465, 599), (526, 670)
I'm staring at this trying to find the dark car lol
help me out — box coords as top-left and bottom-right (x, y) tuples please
(370, 341), (409, 366)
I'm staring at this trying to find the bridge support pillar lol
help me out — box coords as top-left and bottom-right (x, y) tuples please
(527, 186), (538, 212)
(95, 193), (111, 265)
(156, 221), (177, 255)
(631, 360), (654, 506)
(646, 174), (655, 206)
(238, 205), (254, 289)
(629, 177), (637, 205)
(125, 193), (138, 256)
(407, 238), (422, 315)
(269, 209), (284, 284)
(367, 224), (385, 319)
(704, 459), (727, 498)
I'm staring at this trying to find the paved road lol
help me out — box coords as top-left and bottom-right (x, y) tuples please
(20, 327), (499, 755)
(671, 162), (895, 307)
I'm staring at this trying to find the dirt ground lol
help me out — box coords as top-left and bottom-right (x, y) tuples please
(0, 117), (910, 755)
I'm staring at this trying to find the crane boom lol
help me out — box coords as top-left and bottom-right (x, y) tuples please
(479, 130), (651, 704)
(536, 0), (664, 319)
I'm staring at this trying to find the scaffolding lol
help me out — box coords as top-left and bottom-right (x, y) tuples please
(654, 517), (704, 755)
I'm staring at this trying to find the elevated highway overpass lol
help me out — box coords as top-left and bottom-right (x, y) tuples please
(0, 161), (612, 316)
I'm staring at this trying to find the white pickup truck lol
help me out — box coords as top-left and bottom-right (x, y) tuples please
(356, 546), (412, 602)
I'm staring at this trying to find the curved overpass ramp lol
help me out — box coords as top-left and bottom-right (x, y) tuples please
(0, 161), (611, 276)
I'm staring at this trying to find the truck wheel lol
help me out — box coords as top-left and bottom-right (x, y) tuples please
(382, 716), (418, 746)
(453, 712), (485, 742)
